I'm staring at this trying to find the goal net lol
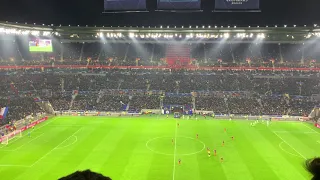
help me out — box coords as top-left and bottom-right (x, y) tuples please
(309, 106), (320, 122)
(0, 130), (22, 145)
(174, 112), (181, 118)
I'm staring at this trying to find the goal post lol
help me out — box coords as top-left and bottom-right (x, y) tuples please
(0, 130), (22, 145)
(174, 112), (181, 118)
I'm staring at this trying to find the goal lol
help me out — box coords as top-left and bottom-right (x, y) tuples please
(174, 112), (181, 118)
(1, 130), (22, 145)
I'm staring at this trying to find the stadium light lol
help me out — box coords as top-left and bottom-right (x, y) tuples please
(294, 25), (296, 27)
(284, 25), (287, 27)
(257, 33), (265, 39)
(129, 33), (135, 38)
(208, 26), (211, 28)
(160, 26), (162, 28)
(202, 26), (205, 28)
(223, 33), (230, 39)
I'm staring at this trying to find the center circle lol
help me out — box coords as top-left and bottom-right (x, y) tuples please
(146, 136), (205, 156)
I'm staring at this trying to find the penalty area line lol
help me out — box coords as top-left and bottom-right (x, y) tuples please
(30, 127), (82, 167)
(273, 132), (307, 160)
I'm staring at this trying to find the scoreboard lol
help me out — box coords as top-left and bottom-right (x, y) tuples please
(104, 0), (147, 11)
(215, 0), (260, 11)
(157, 0), (201, 10)
(103, 0), (260, 12)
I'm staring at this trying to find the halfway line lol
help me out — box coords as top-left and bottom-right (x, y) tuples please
(172, 120), (178, 180)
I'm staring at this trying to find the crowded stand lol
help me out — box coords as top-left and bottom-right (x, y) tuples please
(0, 41), (320, 67)
(0, 68), (317, 125)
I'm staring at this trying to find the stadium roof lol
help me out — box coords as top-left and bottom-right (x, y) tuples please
(1, 21), (320, 42)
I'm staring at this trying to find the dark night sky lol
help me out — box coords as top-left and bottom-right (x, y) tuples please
(0, 0), (319, 27)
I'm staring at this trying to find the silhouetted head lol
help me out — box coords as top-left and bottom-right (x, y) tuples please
(59, 170), (111, 180)
(306, 158), (320, 180)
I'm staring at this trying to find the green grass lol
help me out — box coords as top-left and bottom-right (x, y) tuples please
(0, 115), (318, 180)
(29, 46), (53, 52)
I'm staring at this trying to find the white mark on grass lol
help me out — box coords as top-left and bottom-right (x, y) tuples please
(30, 128), (82, 167)
(273, 132), (307, 160)
(278, 142), (303, 159)
(273, 131), (316, 134)
(145, 136), (205, 156)
(172, 120), (178, 180)
(0, 133), (44, 152)
(0, 164), (30, 167)
(0, 120), (54, 149)
(301, 123), (320, 135)
(55, 135), (78, 149)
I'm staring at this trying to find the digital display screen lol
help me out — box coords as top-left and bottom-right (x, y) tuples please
(215, 0), (260, 10)
(157, 0), (201, 10)
(29, 39), (53, 52)
(104, 0), (147, 11)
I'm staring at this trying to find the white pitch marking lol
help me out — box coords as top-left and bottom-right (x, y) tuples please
(0, 119), (54, 149)
(0, 164), (30, 167)
(30, 128), (82, 167)
(172, 120), (178, 180)
(273, 131), (316, 134)
(55, 136), (78, 149)
(146, 136), (205, 156)
(0, 133), (44, 152)
(273, 132), (307, 160)
(301, 123), (320, 135)
(278, 142), (303, 159)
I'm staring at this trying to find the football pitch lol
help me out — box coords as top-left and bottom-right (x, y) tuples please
(0, 115), (318, 180)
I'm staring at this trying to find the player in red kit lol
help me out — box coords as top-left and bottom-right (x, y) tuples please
(178, 159), (181, 165)
(224, 128), (226, 132)
(172, 138), (174, 145)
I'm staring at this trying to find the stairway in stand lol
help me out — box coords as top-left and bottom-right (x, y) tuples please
(165, 43), (191, 66)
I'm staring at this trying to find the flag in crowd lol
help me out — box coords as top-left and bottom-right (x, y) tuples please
(0, 107), (8, 120)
